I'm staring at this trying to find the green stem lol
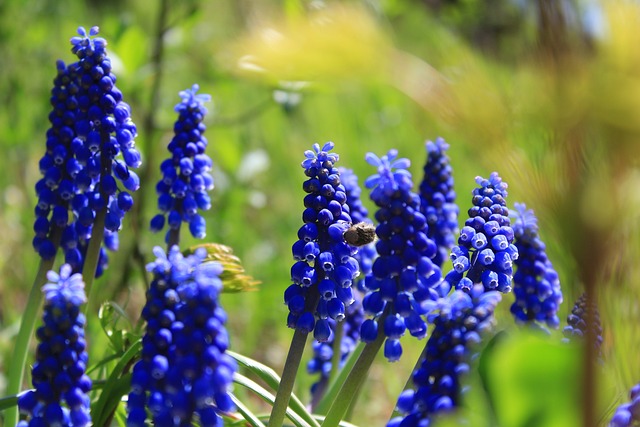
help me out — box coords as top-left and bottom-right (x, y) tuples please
(328, 321), (344, 386)
(3, 227), (61, 426)
(268, 328), (309, 427)
(167, 227), (180, 250)
(389, 344), (426, 420)
(321, 315), (387, 427)
(82, 206), (107, 312)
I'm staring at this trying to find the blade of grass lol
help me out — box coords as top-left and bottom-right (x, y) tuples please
(228, 350), (320, 427)
(230, 393), (267, 427)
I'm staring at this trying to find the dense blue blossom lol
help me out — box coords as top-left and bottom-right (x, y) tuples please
(609, 383), (640, 427)
(306, 168), (374, 402)
(34, 26), (140, 277)
(562, 293), (603, 352)
(127, 246), (236, 427)
(285, 142), (360, 341)
(388, 285), (501, 427)
(445, 172), (517, 294)
(150, 85), (214, 240)
(17, 265), (91, 427)
(510, 203), (563, 329)
(418, 138), (458, 268)
(360, 150), (448, 362)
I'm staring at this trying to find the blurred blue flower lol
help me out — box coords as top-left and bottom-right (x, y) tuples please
(388, 285), (501, 426)
(562, 293), (603, 353)
(150, 84), (214, 240)
(285, 142), (360, 342)
(510, 203), (563, 329)
(609, 383), (640, 427)
(127, 246), (236, 427)
(445, 172), (517, 294)
(360, 150), (448, 362)
(18, 264), (91, 427)
(418, 138), (458, 268)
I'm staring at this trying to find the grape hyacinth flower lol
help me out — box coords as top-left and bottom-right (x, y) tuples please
(150, 85), (214, 242)
(445, 172), (517, 294)
(127, 246), (236, 427)
(510, 203), (563, 329)
(418, 138), (459, 268)
(388, 285), (501, 427)
(609, 383), (640, 427)
(34, 26), (141, 277)
(17, 265), (91, 427)
(360, 150), (448, 362)
(284, 142), (360, 342)
(307, 168), (373, 402)
(562, 293), (603, 353)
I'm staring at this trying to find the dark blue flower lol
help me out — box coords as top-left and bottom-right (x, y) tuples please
(34, 26), (140, 278)
(418, 138), (459, 268)
(127, 246), (236, 427)
(285, 142), (360, 342)
(562, 293), (603, 353)
(609, 383), (640, 427)
(388, 285), (501, 426)
(150, 85), (214, 241)
(360, 150), (448, 362)
(18, 264), (91, 427)
(445, 172), (517, 294)
(510, 203), (563, 329)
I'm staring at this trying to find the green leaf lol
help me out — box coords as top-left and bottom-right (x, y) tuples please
(233, 372), (311, 427)
(230, 393), (267, 427)
(227, 350), (319, 427)
(98, 301), (133, 352)
(480, 331), (582, 427)
(314, 341), (365, 415)
(91, 339), (141, 426)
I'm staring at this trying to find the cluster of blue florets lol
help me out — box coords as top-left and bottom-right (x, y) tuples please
(562, 293), (603, 353)
(510, 203), (563, 329)
(418, 138), (458, 268)
(285, 142), (360, 342)
(34, 26), (140, 277)
(388, 285), (501, 427)
(150, 85), (214, 240)
(18, 265), (91, 427)
(360, 150), (448, 362)
(127, 246), (236, 427)
(307, 168), (372, 401)
(445, 172), (517, 294)
(609, 383), (640, 427)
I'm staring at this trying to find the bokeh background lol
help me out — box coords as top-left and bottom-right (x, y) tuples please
(1, 0), (639, 426)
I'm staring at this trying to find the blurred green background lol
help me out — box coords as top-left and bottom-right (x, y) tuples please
(1, 0), (639, 425)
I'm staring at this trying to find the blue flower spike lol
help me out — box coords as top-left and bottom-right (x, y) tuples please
(307, 168), (373, 403)
(388, 285), (501, 426)
(35, 26), (141, 277)
(419, 138), (459, 268)
(562, 293), (603, 353)
(127, 246), (236, 427)
(510, 203), (563, 329)
(285, 142), (361, 342)
(445, 172), (517, 294)
(151, 84), (214, 242)
(609, 383), (640, 427)
(361, 150), (448, 362)
(17, 265), (91, 427)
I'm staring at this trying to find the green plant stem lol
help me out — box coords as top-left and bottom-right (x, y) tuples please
(3, 226), (62, 426)
(268, 328), (309, 427)
(328, 320), (344, 386)
(167, 227), (180, 250)
(321, 314), (387, 427)
(82, 206), (107, 312)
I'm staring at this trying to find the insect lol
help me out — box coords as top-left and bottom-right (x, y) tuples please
(343, 222), (376, 246)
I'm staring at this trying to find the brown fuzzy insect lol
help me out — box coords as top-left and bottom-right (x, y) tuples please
(343, 222), (376, 246)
